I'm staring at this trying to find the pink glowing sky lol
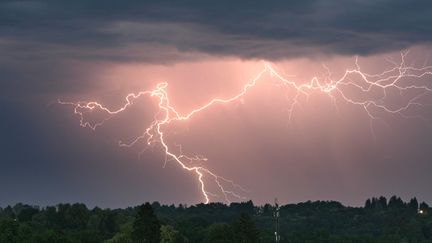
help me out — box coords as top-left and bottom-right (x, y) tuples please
(48, 46), (432, 206)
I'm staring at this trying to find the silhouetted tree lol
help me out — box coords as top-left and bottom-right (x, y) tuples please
(17, 207), (39, 222)
(378, 196), (387, 209)
(44, 206), (58, 228)
(388, 196), (404, 209)
(132, 203), (161, 243)
(233, 213), (260, 243)
(371, 197), (378, 209)
(364, 199), (372, 209)
(97, 209), (118, 236)
(369, 196), (387, 209)
(68, 203), (89, 229)
(408, 198), (419, 210)
(1, 196), (432, 242)
(1, 206), (15, 219)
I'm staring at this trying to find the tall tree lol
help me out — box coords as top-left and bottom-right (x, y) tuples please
(388, 196), (404, 209)
(233, 213), (260, 243)
(131, 203), (161, 243)
(408, 198), (419, 210)
(364, 199), (372, 209)
(378, 196), (387, 209)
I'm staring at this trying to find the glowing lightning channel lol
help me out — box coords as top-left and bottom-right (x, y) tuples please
(59, 52), (432, 203)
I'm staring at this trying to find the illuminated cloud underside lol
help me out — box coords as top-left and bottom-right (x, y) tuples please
(61, 52), (432, 203)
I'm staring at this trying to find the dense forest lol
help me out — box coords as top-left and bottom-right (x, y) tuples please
(0, 196), (430, 243)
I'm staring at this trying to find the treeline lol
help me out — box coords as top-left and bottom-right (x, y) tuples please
(0, 196), (430, 242)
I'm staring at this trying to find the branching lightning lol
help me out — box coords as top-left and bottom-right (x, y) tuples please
(60, 52), (432, 203)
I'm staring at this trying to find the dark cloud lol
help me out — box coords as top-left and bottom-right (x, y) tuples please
(1, 0), (432, 62)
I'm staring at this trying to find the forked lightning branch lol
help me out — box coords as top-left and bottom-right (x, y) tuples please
(60, 52), (432, 204)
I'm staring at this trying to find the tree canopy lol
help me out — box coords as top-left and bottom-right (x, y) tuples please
(0, 196), (431, 242)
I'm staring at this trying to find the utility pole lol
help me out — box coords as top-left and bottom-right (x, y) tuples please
(274, 198), (280, 243)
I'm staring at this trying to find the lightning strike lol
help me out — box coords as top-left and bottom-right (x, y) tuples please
(60, 52), (432, 204)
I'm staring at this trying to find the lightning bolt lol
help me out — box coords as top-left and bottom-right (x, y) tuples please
(59, 51), (432, 203)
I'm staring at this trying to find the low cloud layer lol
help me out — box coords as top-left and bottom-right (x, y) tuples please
(1, 0), (432, 62)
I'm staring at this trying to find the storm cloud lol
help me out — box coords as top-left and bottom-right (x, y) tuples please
(1, 0), (432, 62)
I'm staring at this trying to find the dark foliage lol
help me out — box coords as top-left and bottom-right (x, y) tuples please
(0, 196), (431, 242)
(132, 203), (161, 243)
